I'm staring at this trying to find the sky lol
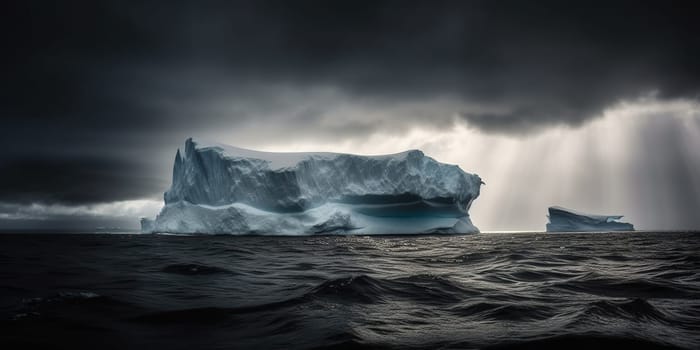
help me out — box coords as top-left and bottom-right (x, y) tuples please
(2, 0), (700, 231)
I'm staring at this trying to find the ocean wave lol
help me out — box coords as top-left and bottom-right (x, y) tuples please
(554, 276), (699, 299)
(161, 263), (233, 275)
(579, 298), (674, 324)
(449, 301), (557, 321)
(305, 274), (479, 305)
(13, 291), (133, 321)
(483, 334), (680, 349)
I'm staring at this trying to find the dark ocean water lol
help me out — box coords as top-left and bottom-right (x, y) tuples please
(0, 232), (699, 349)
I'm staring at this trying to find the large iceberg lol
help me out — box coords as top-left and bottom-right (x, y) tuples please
(546, 206), (634, 232)
(141, 138), (483, 234)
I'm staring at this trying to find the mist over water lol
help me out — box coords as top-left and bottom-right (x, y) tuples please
(1, 232), (698, 349)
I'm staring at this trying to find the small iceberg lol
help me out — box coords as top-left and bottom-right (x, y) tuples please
(546, 206), (634, 232)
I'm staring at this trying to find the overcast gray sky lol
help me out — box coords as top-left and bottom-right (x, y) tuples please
(2, 0), (700, 231)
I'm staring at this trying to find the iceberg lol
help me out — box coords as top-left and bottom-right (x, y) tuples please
(546, 206), (634, 232)
(141, 138), (483, 234)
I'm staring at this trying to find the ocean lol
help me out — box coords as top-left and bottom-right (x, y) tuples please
(0, 232), (698, 349)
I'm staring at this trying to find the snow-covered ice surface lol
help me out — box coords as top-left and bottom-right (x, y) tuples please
(546, 206), (634, 232)
(141, 138), (483, 234)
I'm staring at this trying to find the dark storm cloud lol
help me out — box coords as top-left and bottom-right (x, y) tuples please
(0, 156), (166, 205)
(1, 0), (699, 209)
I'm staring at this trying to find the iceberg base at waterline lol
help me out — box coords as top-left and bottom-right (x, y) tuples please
(141, 201), (479, 235)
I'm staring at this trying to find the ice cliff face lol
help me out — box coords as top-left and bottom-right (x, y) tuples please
(546, 206), (634, 232)
(141, 138), (483, 234)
